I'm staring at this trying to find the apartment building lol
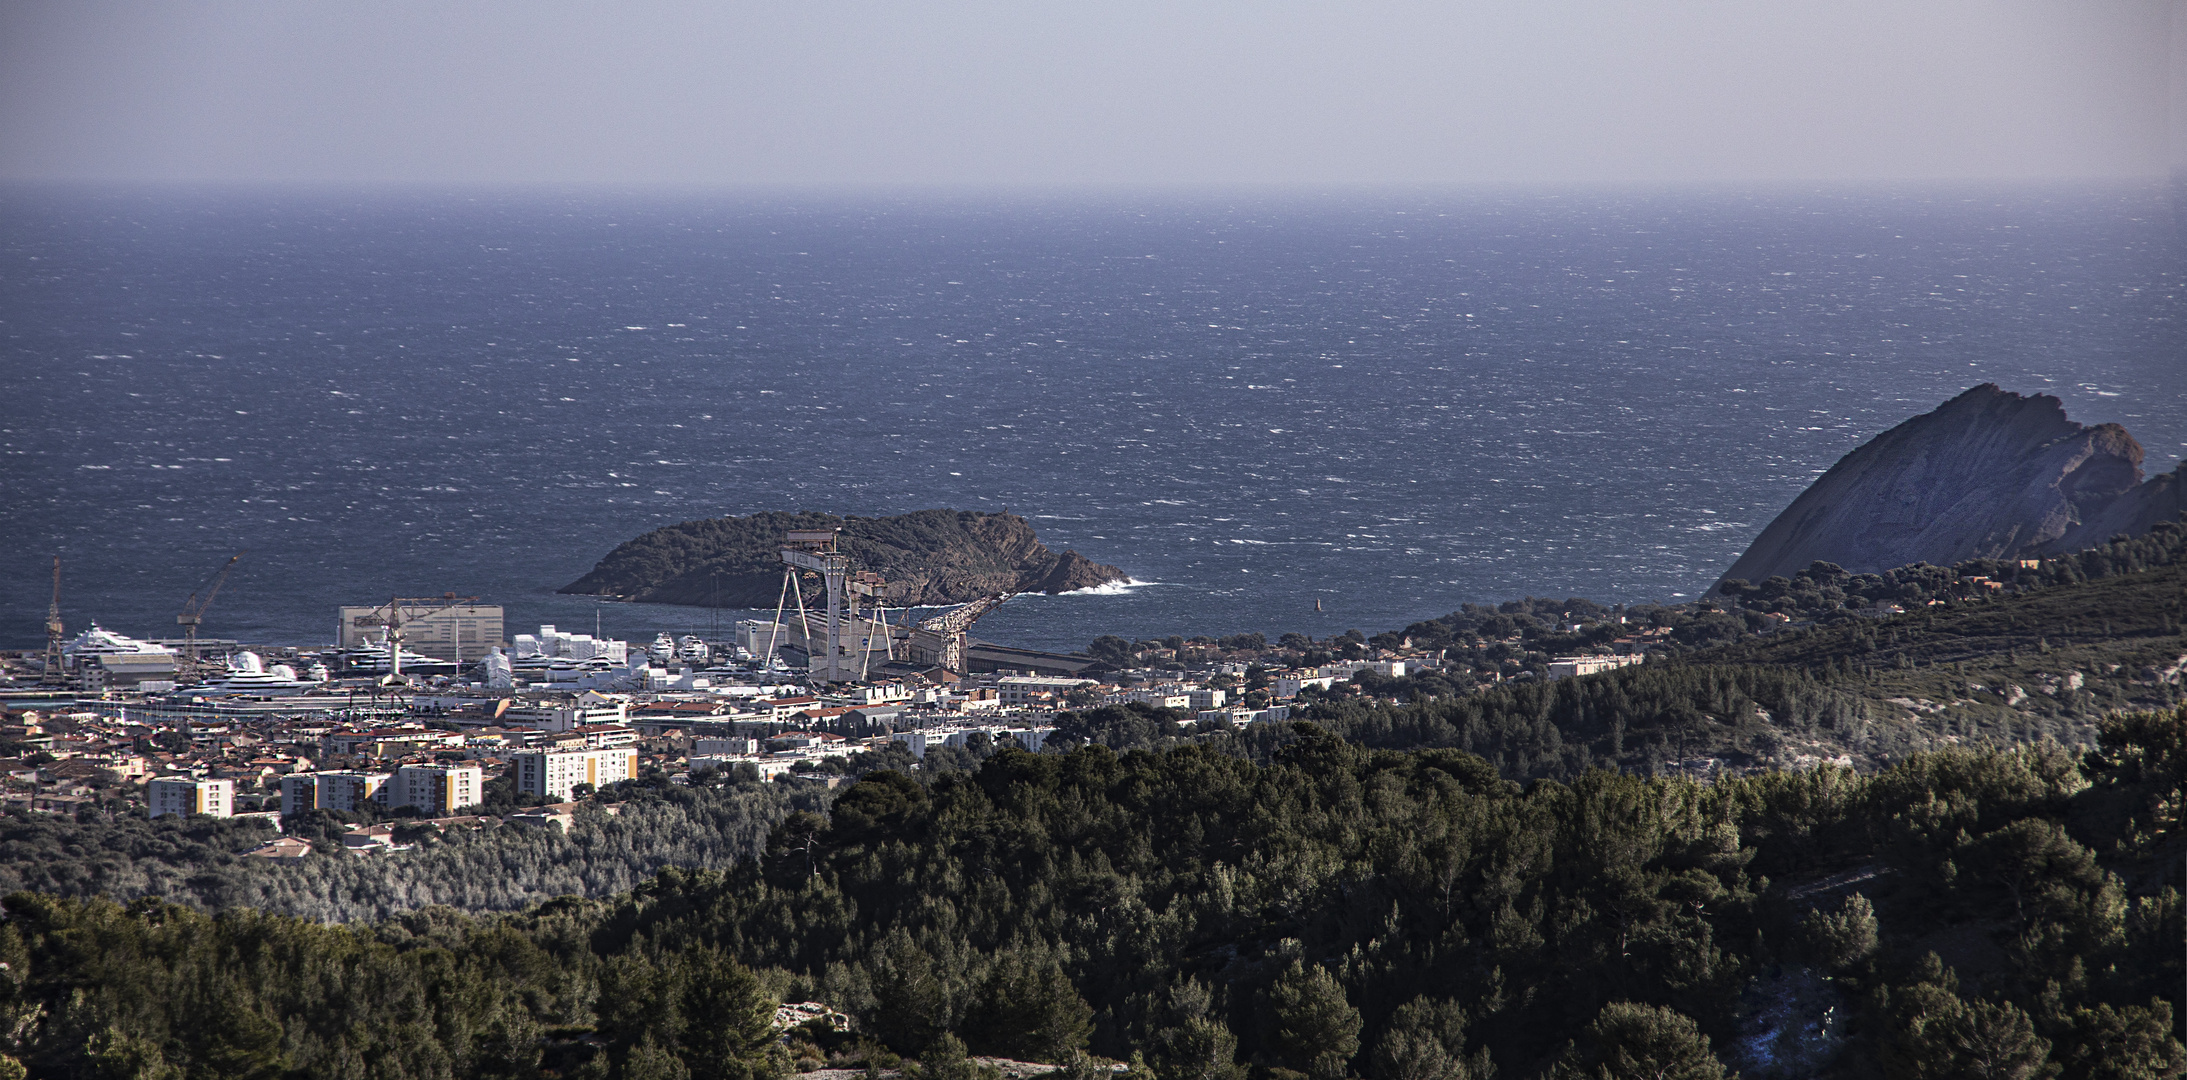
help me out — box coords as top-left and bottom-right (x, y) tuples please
(392, 764), (485, 815)
(513, 748), (636, 800)
(279, 770), (392, 815)
(148, 777), (233, 819)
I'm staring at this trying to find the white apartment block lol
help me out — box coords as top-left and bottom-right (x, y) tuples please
(1123, 690), (1193, 710)
(514, 748), (636, 800)
(279, 771), (393, 815)
(688, 755), (795, 779)
(1547, 654), (1644, 680)
(323, 770), (393, 812)
(1186, 688), (1227, 709)
(392, 765), (485, 815)
(148, 777), (233, 819)
(996, 676), (1096, 705)
(693, 737), (760, 756)
(1322, 660), (1406, 680)
(504, 700), (629, 731)
(1274, 676), (1336, 699)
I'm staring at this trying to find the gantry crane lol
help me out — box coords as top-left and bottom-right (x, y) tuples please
(39, 557), (65, 686)
(176, 551), (245, 683)
(758, 527), (1014, 679)
(358, 593), (479, 686)
(770, 529), (852, 682)
(917, 592), (1013, 673)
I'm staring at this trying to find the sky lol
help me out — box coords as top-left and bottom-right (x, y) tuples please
(0, 1), (2177, 186)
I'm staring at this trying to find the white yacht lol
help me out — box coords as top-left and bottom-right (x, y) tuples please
(191, 651), (318, 697)
(338, 636), (457, 676)
(63, 623), (177, 660)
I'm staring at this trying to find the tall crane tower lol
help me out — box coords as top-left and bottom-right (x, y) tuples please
(175, 551), (245, 684)
(39, 557), (65, 687)
(358, 593), (479, 686)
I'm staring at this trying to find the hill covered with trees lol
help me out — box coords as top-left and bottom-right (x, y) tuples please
(0, 715), (2178, 1078)
(1210, 520), (2187, 779)
(0, 778), (825, 923)
(561, 509), (1126, 607)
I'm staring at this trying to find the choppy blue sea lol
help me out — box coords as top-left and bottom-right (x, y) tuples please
(2, 184), (2182, 654)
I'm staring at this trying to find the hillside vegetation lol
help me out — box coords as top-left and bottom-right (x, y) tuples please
(561, 509), (1125, 607)
(1, 717), (2178, 1079)
(1257, 522), (2187, 778)
(0, 780), (822, 922)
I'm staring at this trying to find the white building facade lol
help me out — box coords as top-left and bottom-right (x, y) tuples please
(392, 765), (485, 815)
(514, 748), (636, 799)
(148, 777), (233, 819)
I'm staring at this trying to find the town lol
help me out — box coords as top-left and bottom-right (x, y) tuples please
(3, 534), (2074, 853)
(0, 597), (1675, 853)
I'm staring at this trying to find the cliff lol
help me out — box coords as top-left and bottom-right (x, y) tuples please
(1714, 384), (2187, 589)
(561, 509), (1129, 607)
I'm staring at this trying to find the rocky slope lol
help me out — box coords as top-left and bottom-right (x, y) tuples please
(1715, 384), (2186, 589)
(561, 510), (1128, 607)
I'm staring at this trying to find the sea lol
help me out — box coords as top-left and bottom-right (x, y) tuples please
(2, 183), (2182, 656)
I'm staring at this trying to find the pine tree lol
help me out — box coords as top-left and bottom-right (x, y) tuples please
(1553, 1001), (1726, 1080)
(1267, 961), (1360, 1080)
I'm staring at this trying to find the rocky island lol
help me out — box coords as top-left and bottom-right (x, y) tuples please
(561, 509), (1129, 607)
(1715, 383), (2186, 589)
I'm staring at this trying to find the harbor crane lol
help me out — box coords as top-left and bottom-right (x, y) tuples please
(917, 592), (1013, 673)
(39, 557), (65, 686)
(358, 593), (479, 686)
(175, 551), (245, 683)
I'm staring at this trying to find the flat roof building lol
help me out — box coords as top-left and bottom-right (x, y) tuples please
(392, 764), (484, 816)
(337, 604), (504, 662)
(149, 777), (233, 819)
(514, 748), (636, 801)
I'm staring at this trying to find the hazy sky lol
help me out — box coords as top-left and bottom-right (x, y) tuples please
(0, 0), (2174, 186)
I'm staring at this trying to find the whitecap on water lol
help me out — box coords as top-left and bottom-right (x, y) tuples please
(1055, 578), (1163, 596)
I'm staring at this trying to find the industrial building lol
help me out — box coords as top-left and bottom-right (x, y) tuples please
(78, 651), (179, 692)
(337, 603), (504, 661)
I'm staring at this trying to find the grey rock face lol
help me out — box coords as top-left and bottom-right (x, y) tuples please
(1715, 384), (2186, 590)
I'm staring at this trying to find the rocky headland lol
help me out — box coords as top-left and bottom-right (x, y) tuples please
(1715, 383), (2185, 589)
(561, 509), (1129, 607)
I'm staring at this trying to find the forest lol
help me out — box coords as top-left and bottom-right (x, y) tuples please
(0, 780), (825, 923)
(0, 710), (2179, 1079)
(3, 524), (2181, 1076)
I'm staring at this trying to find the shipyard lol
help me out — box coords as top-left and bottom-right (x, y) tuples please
(0, 528), (1354, 835)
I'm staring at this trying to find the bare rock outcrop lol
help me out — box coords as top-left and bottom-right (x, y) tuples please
(1715, 384), (2186, 589)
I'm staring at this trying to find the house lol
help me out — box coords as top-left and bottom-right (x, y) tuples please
(1546, 655), (1644, 680)
(243, 836), (315, 863)
(340, 824), (403, 854)
(1272, 676), (1335, 699)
